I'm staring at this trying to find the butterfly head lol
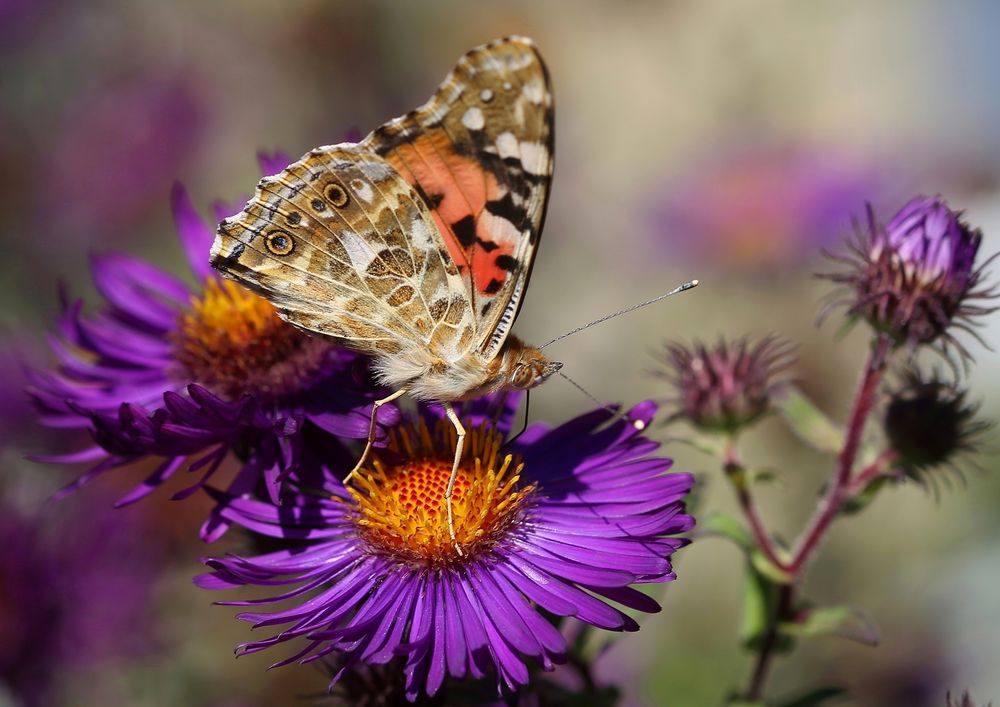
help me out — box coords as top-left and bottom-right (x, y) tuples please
(500, 336), (562, 391)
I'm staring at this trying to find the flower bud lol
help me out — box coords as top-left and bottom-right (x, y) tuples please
(885, 369), (987, 479)
(826, 196), (995, 352)
(657, 336), (795, 434)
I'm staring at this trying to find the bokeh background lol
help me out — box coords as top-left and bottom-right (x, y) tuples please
(1, 1), (998, 705)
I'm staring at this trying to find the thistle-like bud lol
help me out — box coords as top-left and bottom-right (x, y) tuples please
(657, 336), (795, 434)
(885, 369), (988, 480)
(826, 196), (996, 354)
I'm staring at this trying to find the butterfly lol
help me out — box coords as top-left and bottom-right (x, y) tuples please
(210, 36), (558, 550)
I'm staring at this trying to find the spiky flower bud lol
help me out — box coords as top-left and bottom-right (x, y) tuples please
(885, 369), (987, 480)
(657, 336), (795, 434)
(826, 196), (996, 353)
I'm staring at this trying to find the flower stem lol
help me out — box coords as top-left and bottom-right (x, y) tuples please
(724, 439), (788, 571)
(789, 335), (890, 573)
(744, 584), (793, 702)
(739, 334), (891, 702)
(845, 448), (899, 497)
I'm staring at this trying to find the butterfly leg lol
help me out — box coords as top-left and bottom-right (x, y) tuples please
(343, 388), (407, 487)
(443, 402), (466, 556)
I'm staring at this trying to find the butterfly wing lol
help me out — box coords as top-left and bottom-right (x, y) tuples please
(211, 144), (476, 362)
(365, 36), (554, 360)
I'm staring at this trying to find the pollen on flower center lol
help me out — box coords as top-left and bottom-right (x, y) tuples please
(172, 278), (330, 399)
(348, 418), (535, 565)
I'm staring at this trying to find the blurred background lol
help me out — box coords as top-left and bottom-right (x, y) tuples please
(1, 1), (998, 705)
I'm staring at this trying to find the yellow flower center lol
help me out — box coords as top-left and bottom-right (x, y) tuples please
(348, 418), (535, 565)
(172, 278), (331, 400)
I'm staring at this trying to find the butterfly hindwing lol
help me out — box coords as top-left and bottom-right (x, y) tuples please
(365, 36), (554, 360)
(211, 144), (476, 361)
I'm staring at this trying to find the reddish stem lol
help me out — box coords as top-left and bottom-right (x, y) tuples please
(788, 335), (890, 573)
(846, 448), (900, 497)
(724, 439), (789, 571)
(740, 335), (891, 701)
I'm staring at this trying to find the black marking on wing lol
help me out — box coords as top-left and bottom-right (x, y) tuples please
(413, 182), (444, 209)
(485, 193), (528, 229)
(215, 241), (245, 270)
(451, 215), (478, 248)
(495, 254), (518, 271)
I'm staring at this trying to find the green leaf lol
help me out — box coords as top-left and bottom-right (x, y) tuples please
(671, 431), (728, 457)
(780, 606), (879, 646)
(774, 386), (845, 455)
(699, 512), (754, 551)
(776, 686), (848, 707)
(750, 550), (794, 585)
(840, 476), (890, 515)
(751, 467), (781, 485)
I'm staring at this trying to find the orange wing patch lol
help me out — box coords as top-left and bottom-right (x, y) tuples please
(382, 132), (517, 298)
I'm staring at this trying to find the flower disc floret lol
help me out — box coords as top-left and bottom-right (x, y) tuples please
(350, 418), (534, 565)
(173, 277), (331, 400)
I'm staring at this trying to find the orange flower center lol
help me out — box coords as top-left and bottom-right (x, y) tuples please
(348, 419), (535, 565)
(172, 278), (331, 400)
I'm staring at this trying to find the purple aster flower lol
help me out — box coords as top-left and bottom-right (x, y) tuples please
(824, 196), (997, 356)
(28, 161), (398, 539)
(197, 400), (693, 700)
(655, 336), (796, 434)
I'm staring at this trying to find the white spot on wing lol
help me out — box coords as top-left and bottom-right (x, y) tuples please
(351, 178), (374, 203)
(461, 106), (485, 131)
(357, 160), (394, 181)
(496, 132), (519, 159)
(480, 89), (494, 102)
(341, 232), (376, 270)
(523, 80), (544, 104)
(479, 210), (521, 246)
(518, 141), (549, 176)
(409, 217), (435, 248)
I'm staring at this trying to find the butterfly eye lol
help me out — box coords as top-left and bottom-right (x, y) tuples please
(511, 365), (534, 389)
(265, 230), (294, 256)
(325, 183), (350, 208)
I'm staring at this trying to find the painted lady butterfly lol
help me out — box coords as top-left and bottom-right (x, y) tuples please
(210, 36), (557, 548)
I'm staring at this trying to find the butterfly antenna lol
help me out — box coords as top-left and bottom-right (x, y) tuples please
(539, 279), (699, 350)
(557, 371), (619, 415)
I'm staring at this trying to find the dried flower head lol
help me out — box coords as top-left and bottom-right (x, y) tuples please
(885, 368), (989, 482)
(825, 196), (997, 358)
(656, 336), (796, 434)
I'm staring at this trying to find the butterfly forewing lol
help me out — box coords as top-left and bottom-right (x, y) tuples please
(365, 36), (554, 359)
